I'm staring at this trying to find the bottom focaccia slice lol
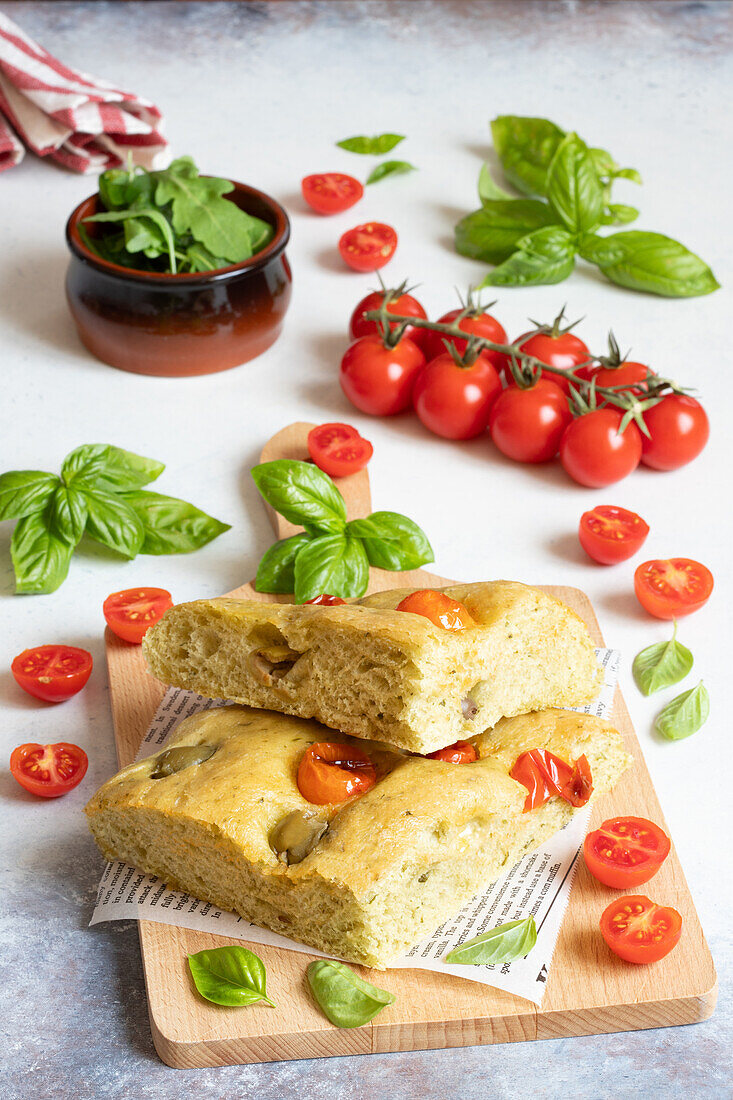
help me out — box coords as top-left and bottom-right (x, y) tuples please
(85, 705), (632, 969)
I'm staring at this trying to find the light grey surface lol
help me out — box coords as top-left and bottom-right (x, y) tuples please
(0, 2), (731, 1097)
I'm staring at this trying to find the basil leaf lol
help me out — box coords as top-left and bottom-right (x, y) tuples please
(455, 200), (559, 265)
(254, 533), (312, 594)
(490, 115), (565, 196)
(346, 512), (434, 571)
(655, 682), (709, 741)
(121, 490), (230, 554)
(478, 162), (513, 204)
(62, 444), (165, 493)
(480, 226), (576, 287)
(11, 508), (74, 594)
(547, 133), (604, 234)
(336, 133), (405, 155)
(188, 946), (275, 1008)
(251, 460), (347, 534)
(578, 231), (720, 297)
(602, 203), (639, 226)
(307, 960), (395, 1028)
(50, 485), (88, 544)
(0, 471), (58, 521)
(445, 916), (537, 965)
(588, 147), (617, 176)
(633, 623), (693, 696)
(293, 533), (369, 603)
(82, 489), (144, 559)
(366, 160), (416, 185)
(614, 166), (643, 184)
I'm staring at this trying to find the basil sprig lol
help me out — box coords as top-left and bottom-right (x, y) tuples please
(444, 916), (537, 965)
(633, 623), (694, 696)
(455, 116), (719, 297)
(188, 946), (275, 1008)
(655, 681), (710, 741)
(0, 444), (230, 594)
(252, 460), (433, 602)
(307, 960), (395, 1028)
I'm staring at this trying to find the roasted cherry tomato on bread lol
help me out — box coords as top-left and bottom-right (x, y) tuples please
(489, 378), (572, 463)
(600, 895), (682, 964)
(579, 505), (649, 565)
(297, 742), (376, 804)
(103, 587), (173, 644)
(423, 307), (507, 369)
(10, 742), (88, 798)
(640, 394), (709, 471)
(305, 594), (347, 605)
(340, 333), (425, 416)
(11, 645), (93, 703)
(339, 222), (397, 272)
(510, 749), (593, 812)
(307, 423), (373, 479)
(427, 740), (478, 764)
(413, 350), (502, 440)
(396, 590), (476, 630)
(584, 817), (671, 889)
(301, 173), (363, 215)
(512, 328), (591, 394)
(349, 284), (428, 349)
(634, 558), (713, 619)
(560, 409), (642, 488)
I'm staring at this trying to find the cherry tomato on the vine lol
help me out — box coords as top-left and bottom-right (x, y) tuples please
(396, 590), (476, 630)
(600, 895), (682, 964)
(307, 422), (373, 478)
(634, 558), (713, 619)
(103, 588), (173, 644)
(423, 308), (507, 369)
(10, 742), (88, 798)
(640, 395), (709, 471)
(593, 361), (654, 397)
(512, 329), (591, 394)
(339, 222), (397, 272)
(301, 173), (363, 215)
(349, 286), (428, 350)
(578, 505), (649, 565)
(340, 334), (425, 416)
(489, 378), (572, 463)
(11, 645), (93, 703)
(560, 410), (642, 488)
(427, 740), (478, 764)
(584, 817), (670, 889)
(413, 351), (502, 440)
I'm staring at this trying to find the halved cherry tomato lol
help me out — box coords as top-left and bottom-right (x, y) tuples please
(339, 222), (397, 272)
(489, 378), (572, 463)
(579, 505), (650, 565)
(593, 361), (654, 397)
(584, 817), (671, 889)
(297, 742), (376, 804)
(307, 423), (373, 479)
(301, 173), (363, 215)
(512, 329), (591, 394)
(340, 333), (425, 416)
(11, 645), (93, 703)
(510, 749), (593, 812)
(640, 395), (709, 471)
(396, 590), (476, 630)
(349, 286), (428, 350)
(427, 740), (478, 764)
(103, 587), (173, 644)
(413, 351), (502, 440)
(423, 308), (507, 369)
(634, 558), (713, 620)
(560, 409), (642, 488)
(10, 742), (88, 798)
(305, 594), (347, 606)
(600, 895), (682, 964)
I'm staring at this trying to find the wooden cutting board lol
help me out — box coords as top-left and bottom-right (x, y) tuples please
(104, 422), (717, 1068)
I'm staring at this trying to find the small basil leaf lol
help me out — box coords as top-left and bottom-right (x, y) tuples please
(454, 200), (559, 265)
(255, 533), (312, 594)
(82, 489), (144, 559)
(62, 444), (165, 493)
(633, 623), (693, 696)
(307, 960), (395, 1028)
(366, 160), (416, 185)
(490, 115), (565, 196)
(478, 162), (514, 204)
(11, 508), (74, 594)
(50, 485), (88, 545)
(578, 231), (719, 298)
(601, 204), (639, 226)
(613, 166), (643, 184)
(480, 226), (576, 287)
(121, 490), (230, 554)
(188, 946), (275, 1008)
(293, 533), (369, 603)
(336, 133), (405, 155)
(655, 681), (710, 741)
(346, 511), (434, 571)
(445, 916), (537, 965)
(547, 132), (604, 234)
(251, 460), (347, 534)
(0, 471), (59, 522)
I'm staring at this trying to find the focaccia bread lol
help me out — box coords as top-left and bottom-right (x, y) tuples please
(142, 581), (603, 754)
(86, 704), (631, 968)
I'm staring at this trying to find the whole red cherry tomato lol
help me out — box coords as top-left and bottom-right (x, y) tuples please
(340, 334), (425, 416)
(423, 307), (507, 369)
(578, 505), (649, 565)
(489, 378), (572, 463)
(640, 395), (709, 471)
(339, 222), (397, 272)
(349, 285), (428, 350)
(593, 361), (654, 396)
(413, 351), (502, 440)
(512, 328), (591, 394)
(307, 423), (373, 478)
(600, 895), (682, 964)
(427, 740), (478, 764)
(584, 817), (670, 889)
(560, 410), (642, 488)
(634, 558), (713, 619)
(301, 173), (363, 215)
(11, 645), (93, 703)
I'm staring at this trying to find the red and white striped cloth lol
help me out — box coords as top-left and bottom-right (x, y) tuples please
(0, 11), (167, 174)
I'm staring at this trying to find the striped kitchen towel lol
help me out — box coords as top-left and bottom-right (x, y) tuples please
(0, 10), (167, 174)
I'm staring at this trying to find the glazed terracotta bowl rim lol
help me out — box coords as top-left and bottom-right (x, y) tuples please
(65, 178), (291, 284)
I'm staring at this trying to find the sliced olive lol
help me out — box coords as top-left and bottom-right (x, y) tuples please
(150, 743), (216, 779)
(270, 810), (328, 865)
(247, 644), (300, 686)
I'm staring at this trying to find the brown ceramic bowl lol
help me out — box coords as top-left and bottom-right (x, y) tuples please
(65, 181), (292, 377)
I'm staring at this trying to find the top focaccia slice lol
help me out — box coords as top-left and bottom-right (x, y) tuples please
(142, 581), (603, 755)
